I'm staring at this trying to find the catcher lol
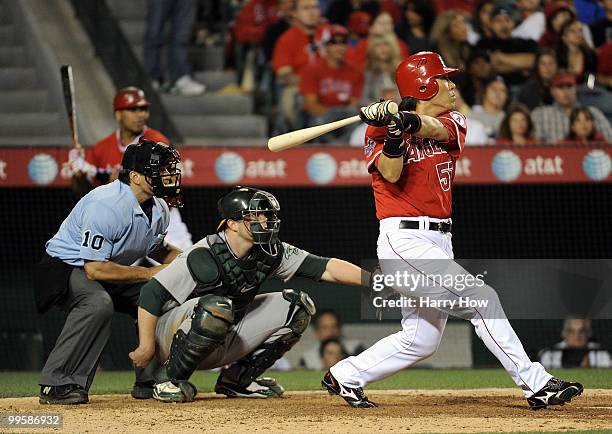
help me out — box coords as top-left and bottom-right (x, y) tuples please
(129, 187), (369, 402)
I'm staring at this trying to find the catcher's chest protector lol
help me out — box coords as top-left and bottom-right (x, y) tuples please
(206, 234), (283, 321)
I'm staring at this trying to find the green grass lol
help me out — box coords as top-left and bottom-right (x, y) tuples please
(1, 368), (610, 399)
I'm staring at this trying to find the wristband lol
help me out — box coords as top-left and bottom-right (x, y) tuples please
(382, 134), (405, 158)
(402, 112), (422, 134)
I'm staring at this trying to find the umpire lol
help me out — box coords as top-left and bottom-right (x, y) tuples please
(34, 139), (183, 405)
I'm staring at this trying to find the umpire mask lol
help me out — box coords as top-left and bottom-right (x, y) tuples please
(122, 139), (183, 207)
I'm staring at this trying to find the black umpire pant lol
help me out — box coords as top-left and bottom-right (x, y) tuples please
(37, 255), (156, 390)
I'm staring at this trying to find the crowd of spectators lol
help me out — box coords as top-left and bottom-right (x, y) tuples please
(227, 0), (612, 145)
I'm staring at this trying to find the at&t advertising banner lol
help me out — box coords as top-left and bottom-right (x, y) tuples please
(0, 145), (610, 187)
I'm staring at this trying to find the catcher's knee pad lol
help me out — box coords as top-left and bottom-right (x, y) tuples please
(221, 289), (315, 388)
(160, 295), (233, 383)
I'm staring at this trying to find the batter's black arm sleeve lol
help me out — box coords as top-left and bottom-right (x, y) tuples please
(138, 278), (175, 317)
(294, 254), (330, 281)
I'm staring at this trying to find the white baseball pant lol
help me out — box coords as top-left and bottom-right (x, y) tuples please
(330, 216), (552, 397)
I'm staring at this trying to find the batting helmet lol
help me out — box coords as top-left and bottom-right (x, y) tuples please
(113, 87), (151, 110)
(395, 51), (459, 100)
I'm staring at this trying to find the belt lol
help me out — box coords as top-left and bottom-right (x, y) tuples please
(399, 220), (452, 233)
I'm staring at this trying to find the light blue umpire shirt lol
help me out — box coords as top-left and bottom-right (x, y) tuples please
(46, 179), (170, 267)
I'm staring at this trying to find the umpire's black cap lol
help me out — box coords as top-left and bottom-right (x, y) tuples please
(121, 140), (155, 174)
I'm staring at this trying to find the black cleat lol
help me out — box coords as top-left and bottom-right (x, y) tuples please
(39, 384), (88, 405)
(131, 380), (155, 399)
(527, 378), (584, 410)
(321, 371), (377, 408)
(215, 377), (285, 398)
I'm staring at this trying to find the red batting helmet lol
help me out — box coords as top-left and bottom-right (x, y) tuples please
(113, 87), (151, 110)
(395, 51), (459, 100)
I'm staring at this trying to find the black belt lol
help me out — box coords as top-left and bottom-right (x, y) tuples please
(399, 220), (452, 233)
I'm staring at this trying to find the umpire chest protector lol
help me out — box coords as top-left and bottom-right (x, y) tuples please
(201, 234), (283, 321)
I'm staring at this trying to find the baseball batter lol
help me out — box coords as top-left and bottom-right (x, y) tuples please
(128, 187), (369, 402)
(322, 52), (584, 410)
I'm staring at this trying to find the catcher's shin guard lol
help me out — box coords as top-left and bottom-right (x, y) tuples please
(219, 289), (315, 389)
(156, 295), (233, 385)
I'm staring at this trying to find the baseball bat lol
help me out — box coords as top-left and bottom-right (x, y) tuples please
(267, 101), (398, 152)
(60, 64), (81, 154)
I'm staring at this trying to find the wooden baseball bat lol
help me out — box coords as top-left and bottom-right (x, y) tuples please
(267, 101), (398, 152)
(60, 65), (81, 154)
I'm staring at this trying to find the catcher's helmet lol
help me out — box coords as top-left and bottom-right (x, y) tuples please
(113, 87), (151, 110)
(218, 187), (281, 253)
(121, 139), (182, 207)
(395, 51), (459, 100)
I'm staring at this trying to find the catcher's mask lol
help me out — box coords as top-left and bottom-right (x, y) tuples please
(121, 139), (183, 207)
(217, 187), (281, 255)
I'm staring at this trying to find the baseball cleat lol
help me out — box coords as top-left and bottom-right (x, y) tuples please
(527, 378), (584, 410)
(215, 377), (285, 398)
(39, 384), (88, 405)
(321, 371), (377, 408)
(131, 380), (154, 399)
(152, 380), (197, 403)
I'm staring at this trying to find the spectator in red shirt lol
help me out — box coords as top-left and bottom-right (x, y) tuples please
(433, 0), (476, 14)
(539, 1), (595, 48)
(299, 25), (363, 141)
(234, 0), (279, 45)
(564, 106), (609, 144)
(272, 0), (325, 128)
(262, 0), (295, 62)
(345, 12), (410, 71)
(496, 103), (536, 145)
(596, 41), (612, 90)
(347, 11), (371, 47)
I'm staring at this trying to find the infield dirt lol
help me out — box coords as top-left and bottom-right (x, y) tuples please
(2, 389), (612, 433)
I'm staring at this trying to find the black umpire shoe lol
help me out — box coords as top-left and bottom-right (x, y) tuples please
(321, 371), (377, 408)
(131, 381), (155, 399)
(527, 378), (584, 410)
(39, 384), (88, 405)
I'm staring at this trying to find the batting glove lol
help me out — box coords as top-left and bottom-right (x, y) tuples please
(65, 148), (97, 178)
(359, 100), (397, 127)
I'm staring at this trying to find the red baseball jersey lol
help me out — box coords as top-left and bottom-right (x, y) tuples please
(299, 58), (363, 107)
(234, 0), (279, 44)
(272, 25), (326, 74)
(87, 127), (169, 171)
(364, 111), (467, 220)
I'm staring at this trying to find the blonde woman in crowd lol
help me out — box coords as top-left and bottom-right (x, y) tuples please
(346, 12), (409, 70)
(359, 33), (402, 107)
(430, 10), (472, 71)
